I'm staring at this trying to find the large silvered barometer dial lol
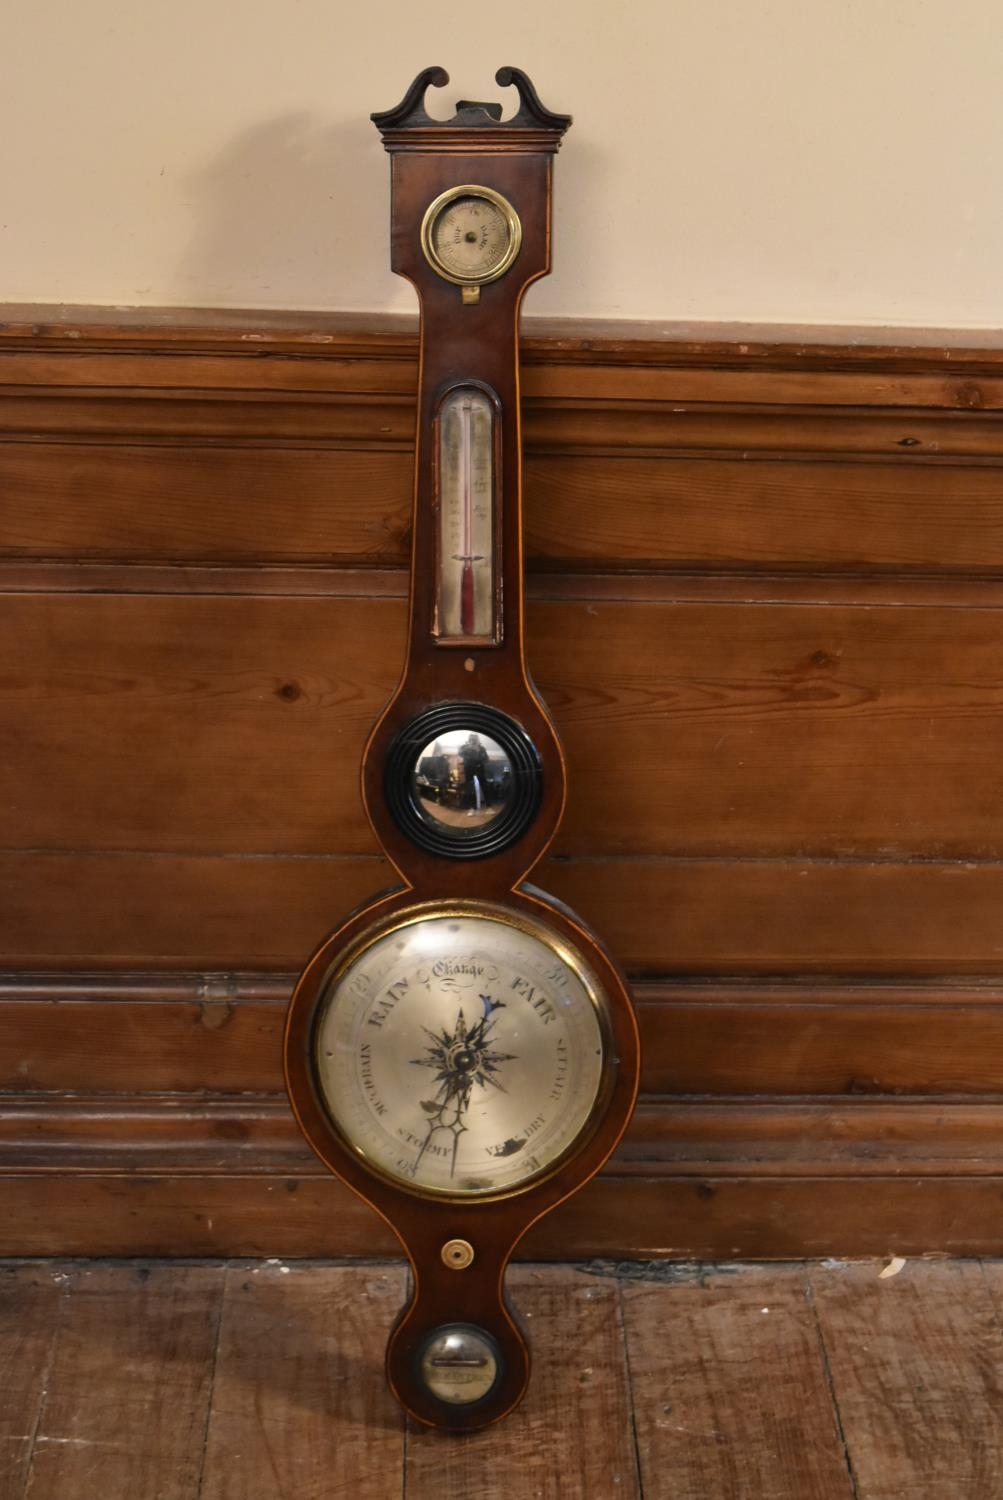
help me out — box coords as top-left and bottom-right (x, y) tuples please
(315, 908), (607, 1197)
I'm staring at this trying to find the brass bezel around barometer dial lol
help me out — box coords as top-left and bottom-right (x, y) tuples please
(283, 65), (640, 1435)
(420, 183), (523, 287)
(311, 900), (615, 1203)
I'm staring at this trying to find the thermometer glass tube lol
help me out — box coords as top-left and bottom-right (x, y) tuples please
(434, 386), (498, 643)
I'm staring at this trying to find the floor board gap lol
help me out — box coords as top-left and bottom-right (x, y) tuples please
(804, 1269), (862, 1500)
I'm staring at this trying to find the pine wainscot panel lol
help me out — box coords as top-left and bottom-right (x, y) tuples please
(4, 306), (1003, 1256)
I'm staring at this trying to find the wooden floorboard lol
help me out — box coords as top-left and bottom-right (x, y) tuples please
(810, 1259), (1003, 1499)
(3, 1258), (1002, 1497)
(199, 1262), (405, 1500)
(0, 1265), (66, 1500)
(23, 1264), (222, 1500)
(621, 1264), (854, 1500)
(404, 1266), (639, 1500)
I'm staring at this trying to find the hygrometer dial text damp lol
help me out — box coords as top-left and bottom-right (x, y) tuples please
(421, 184), (522, 287)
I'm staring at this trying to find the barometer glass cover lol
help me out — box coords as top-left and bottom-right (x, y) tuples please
(313, 908), (608, 1198)
(419, 1326), (500, 1406)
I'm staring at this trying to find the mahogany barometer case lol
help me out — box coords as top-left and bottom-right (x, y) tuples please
(283, 66), (640, 1432)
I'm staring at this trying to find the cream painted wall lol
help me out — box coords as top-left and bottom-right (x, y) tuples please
(3, 0), (1002, 327)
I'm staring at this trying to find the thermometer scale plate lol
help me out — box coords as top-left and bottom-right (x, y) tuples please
(434, 385), (499, 644)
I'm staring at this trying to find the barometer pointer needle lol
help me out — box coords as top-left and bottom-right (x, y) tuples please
(411, 996), (516, 1178)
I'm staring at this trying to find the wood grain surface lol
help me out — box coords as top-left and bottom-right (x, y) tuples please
(623, 1265), (853, 1499)
(811, 1260), (1003, 1499)
(7, 1093), (1003, 1179)
(6, 849), (1003, 974)
(4, 310), (1003, 1255)
(5, 590), (1003, 862)
(8, 1174), (1003, 1260)
(200, 1264), (404, 1500)
(7, 1255), (1001, 1499)
(6, 976), (1003, 1098)
(405, 1267), (638, 1499)
(0, 1266), (64, 1497)
(22, 1265), (221, 1500)
(13, 444), (1003, 573)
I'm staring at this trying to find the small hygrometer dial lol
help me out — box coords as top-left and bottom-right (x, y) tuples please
(421, 185), (522, 286)
(313, 905), (609, 1198)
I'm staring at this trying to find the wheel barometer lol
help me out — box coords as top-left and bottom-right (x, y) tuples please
(284, 66), (640, 1432)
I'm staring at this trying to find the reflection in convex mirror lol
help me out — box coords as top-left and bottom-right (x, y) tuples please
(411, 729), (513, 834)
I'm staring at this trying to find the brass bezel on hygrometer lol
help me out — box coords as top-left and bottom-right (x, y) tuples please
(420, 184), (523, 286)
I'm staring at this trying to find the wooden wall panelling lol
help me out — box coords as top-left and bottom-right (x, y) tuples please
(4, 308), (1003, 1255)
(7, 429), (1003, 573)
(7, 1173), (1003, 1260)
(4, 1093), (1003, 1179)
(5, 591), (1003, 862)
(6, 976), (1003, 1098)
(6, 850), (1003, 973)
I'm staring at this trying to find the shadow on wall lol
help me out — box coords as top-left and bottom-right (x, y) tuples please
(173, 113), (402, 310)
